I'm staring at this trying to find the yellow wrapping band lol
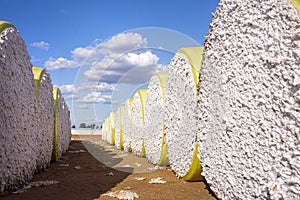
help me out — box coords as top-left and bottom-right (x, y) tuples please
(107, 115), (110, 143)
(155, 72), (168, 103)
(178, 47), (204, 95)
(155, 72), (169, 165)
(291, 0), (300, 14)
(157, 126), (169, 166)
(137, 89), (147, 157)
(0, 21), (15, 34)
(110, 112), (116, 145)
(32, 67), (45, 107)
(128, 98), (134, 152)
(177, 47), (204, 181)
(119, 105), (125, 150)
(52, 87), (59, 161)
(182, 142), (204, 181)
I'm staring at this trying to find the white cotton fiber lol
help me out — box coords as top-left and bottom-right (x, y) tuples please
(131, 89), (147, 157)
(32, 67), (54, 172)
(115, 105), (125, 149)
(197, 0), (300, 199)
(144, 72), (169, 165)
(123, 98), (134, 152)
(0, 22), (38, 192)
(164, 47), (203, 180)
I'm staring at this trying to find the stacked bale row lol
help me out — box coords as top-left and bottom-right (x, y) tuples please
(0, 21), (71, 192)
(102, 48), (204, 181)
(101, 1), (300, 199)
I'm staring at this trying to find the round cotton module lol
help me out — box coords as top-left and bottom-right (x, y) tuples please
(61, 97), (71, 153)
(144, 72), (169, 165)
(115, 105), (125, 150)
(102, 116), (110, 142)
(0, 21), (38, 192)
(101, 120), (107, 141)
(123, 98), (134, 152)
(131, 89), (147, 157)
(197, 1), (300, 199)
(107, 112), (116, 145)
(32, 67), (54, 172)
(52, 87), (71, 162)
(164, 47), (204, 180)
(52, 87), (63, 161)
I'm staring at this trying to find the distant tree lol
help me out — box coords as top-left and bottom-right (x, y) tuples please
(86, 123), (96, 129)
(71, 125), (76, 129)
(79, 123), (86, 128)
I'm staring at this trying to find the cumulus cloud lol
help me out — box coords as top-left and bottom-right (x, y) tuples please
(76, 92), (112, 104)
(58, 82), (117, 95)
(31, 41), (50, 51)
(65, 94), (79, 100)
(45, 57), (78, 70)
(44, 32), (162, 83)
(99, 32), (147, 54)
(59, 84), (75, 94)
(84, 51), (160, 83)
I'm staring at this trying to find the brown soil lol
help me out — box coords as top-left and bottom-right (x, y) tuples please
(1, 135), (216, 200)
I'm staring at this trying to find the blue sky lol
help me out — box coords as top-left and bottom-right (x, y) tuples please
(2, 0), (219, 127)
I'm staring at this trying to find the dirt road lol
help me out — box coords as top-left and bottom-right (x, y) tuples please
(2, 135), (216, 200)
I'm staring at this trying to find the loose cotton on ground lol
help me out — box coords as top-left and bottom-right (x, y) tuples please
(144, 72), (169, 165)
(197, 1), (300, 199)
(164, 47), (204, 180)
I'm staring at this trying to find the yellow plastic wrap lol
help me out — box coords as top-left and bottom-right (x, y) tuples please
(178, 47), (204, 181)
(182, 142), (204, 181)
(137, 89), (147, 157)
(0, 21), (15, 34)
(128, 98), (134, 152)
(32, 67), (45, 106)
(119, 105), (125, 150)
(178, 47), (204, 95)
(107, 115), (111, 143)
(155, 72), (169, 166)
(110, 112), (116, 145)
(291, 0), (300, 14)
(52, 87), (59, 161)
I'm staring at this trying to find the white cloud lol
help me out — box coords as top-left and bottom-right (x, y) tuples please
(76, 92), (112, 104)
(84, 51), (160, 83)
(58, 82), (117, 95)
(44, 32), (159, 83)
(99, 32), (147, 54)
(45, 57), (78, 70)
(78, 104), (89, 109)
(59, 84), (75, 94)
(65, 94), (79, 100)
(31, 41), (50, 51)
(77, 82), (117, 92)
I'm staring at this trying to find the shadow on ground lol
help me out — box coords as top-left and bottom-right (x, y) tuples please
(1, 138), (132, 200)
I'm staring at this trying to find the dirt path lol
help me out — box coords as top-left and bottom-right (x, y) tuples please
(2, 135), (216, 200)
